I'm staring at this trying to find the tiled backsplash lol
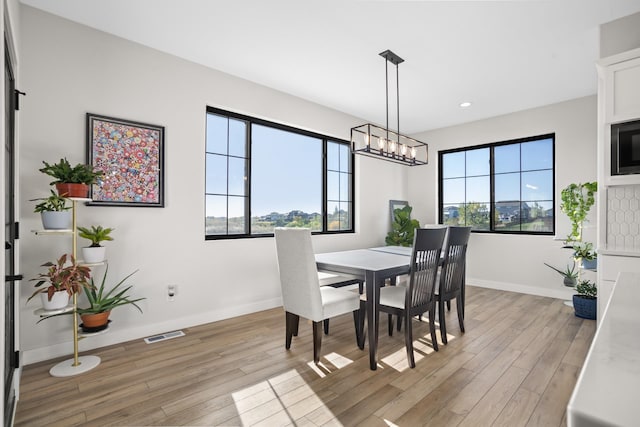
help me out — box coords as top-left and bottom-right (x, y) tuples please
(607, 185), (640, 251)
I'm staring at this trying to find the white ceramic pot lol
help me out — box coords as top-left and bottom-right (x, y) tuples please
(81, 246), (106, 264)
(41, 211), (71, 230)
(40, 290), (70, 311)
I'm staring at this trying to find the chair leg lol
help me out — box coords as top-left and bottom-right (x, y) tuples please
(312, 321), (323, 364)
(446, 300), (451, 311)
(439, 299), (448, 345)
(292, 313), (299, 336)
(429, 305), (439, 352)
(388, 313), (394, 336)
(456, 297), (465, 333)
(285, 312), (298, 349)
(404, 312), (415, 368)
(397, 315), (402, 331)
(352, 310), (362, 347)
(357, 300), (366, 349)
(324, 319), (329, 335)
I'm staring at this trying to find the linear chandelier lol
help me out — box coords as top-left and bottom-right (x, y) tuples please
(351, 50), (428, 166)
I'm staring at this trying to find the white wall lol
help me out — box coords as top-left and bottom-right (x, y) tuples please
(19, 6), (409, 364)
(600, 12), (640, 58)
(408, 96), (598, 299)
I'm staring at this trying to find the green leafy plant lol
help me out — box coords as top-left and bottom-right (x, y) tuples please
(560, 181), (597, 244)
(544, 262), (579, 286)
(385, 205), (420, 247)
(77, 225), (114, 247)
(39, 157), (103, 185)
(575, 280), (597, 298)
(29, 254), (91, 302)
(77, 266), (144, 315)
(572, 241), (597, 261)
(31, 190), (71, 213)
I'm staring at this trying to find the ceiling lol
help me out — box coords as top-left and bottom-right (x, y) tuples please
(20, 0), (640, 134)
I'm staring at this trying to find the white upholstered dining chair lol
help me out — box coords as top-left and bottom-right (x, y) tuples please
(274, 227), (362, 364)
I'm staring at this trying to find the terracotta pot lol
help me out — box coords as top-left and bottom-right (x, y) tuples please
(55, 183), (89, 198)
(81, 311), (111, 329)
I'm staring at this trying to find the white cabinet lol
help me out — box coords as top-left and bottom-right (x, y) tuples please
(601, 49), (640, 124)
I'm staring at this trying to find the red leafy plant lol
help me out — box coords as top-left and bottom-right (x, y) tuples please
(29, 254), (91, 302)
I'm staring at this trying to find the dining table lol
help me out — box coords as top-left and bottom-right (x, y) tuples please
(315, 246), (413, 370)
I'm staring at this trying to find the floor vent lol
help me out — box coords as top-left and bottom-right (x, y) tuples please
(144, 330), (185, 344)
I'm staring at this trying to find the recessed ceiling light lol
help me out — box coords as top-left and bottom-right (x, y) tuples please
(459, 101), (472, 108)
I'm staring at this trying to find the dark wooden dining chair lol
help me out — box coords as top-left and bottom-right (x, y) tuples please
(376, 227), (446, 368)
(435, 226), (471, 344)
(274, 228), (363, 364)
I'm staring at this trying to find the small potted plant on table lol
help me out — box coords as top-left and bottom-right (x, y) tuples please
(77, 225), (114, 264)
(31, 190), (71, 230)
(39, 157), (103, 198)
(29, 254), (91, 311)
(77, 267), (145, 332)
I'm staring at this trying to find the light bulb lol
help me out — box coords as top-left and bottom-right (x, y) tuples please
(378, 137), (385, 151)
(411, 147), (416, 159)
(401, 144), (407, 156)
(364, 134), (370, 148)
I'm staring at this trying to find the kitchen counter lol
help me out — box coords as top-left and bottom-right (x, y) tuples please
(567, 272), (640, 427)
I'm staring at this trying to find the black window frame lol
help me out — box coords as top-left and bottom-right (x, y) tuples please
(438, 133), (555, 235)
(205, 106), (355, 240)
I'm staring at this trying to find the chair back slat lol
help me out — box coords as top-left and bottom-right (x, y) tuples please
(274, 228), (323, 320)
(407, 228), (446, 310)
(439, 227), (472, 298)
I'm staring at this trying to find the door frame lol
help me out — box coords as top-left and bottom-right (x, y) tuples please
(2, 8), (20, 426)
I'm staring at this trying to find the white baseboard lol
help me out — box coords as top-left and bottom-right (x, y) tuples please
(469, 278), (574, 300)
(22, 297), (283, 365)
(23, 280), (573, 365)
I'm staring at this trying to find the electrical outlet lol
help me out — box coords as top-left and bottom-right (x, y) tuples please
(167, 285), (177, 301)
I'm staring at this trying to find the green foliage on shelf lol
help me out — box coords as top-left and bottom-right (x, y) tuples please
(560, 181), (597, 244)
(77, 225), (114, 247)
(31, 190), (71, 213)
(39, 157), (103, 185)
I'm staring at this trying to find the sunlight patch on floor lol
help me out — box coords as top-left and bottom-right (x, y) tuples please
(381, 337), (436, 372)
(232, 368), (340, 426)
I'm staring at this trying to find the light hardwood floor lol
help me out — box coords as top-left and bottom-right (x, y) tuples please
(15, 286), (596, 426)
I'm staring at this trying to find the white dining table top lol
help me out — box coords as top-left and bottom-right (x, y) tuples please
(315, 247), (411, 271)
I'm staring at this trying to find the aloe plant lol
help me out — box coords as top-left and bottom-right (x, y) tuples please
(77, 266), (144, 315)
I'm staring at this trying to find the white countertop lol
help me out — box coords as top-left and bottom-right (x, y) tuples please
(567, 272), (640, 427)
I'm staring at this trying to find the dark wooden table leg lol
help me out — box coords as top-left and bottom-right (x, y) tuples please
(366, 270), (377, 370)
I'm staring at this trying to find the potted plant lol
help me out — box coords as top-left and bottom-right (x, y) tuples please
(39, 157), (103, 198)
(31, 190), (71, 230)
(77, 266), (145, 332)
(560, 181), (597, 244)
(572, 279), (597, 320)
(386, 205), (420, 247)
(572, 241), (597, 270)
(544, 262), (579, 287)
(77, 225), (114, 264)
(29, 254), (91, 311)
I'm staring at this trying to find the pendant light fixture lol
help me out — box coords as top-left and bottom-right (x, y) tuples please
(351, 49), (428, 166)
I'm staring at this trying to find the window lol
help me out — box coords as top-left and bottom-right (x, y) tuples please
(205, 107), (354, 238)
(439, 134), (554, 234)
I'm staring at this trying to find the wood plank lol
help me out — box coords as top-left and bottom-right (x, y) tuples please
(14, 287), (594, 427)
